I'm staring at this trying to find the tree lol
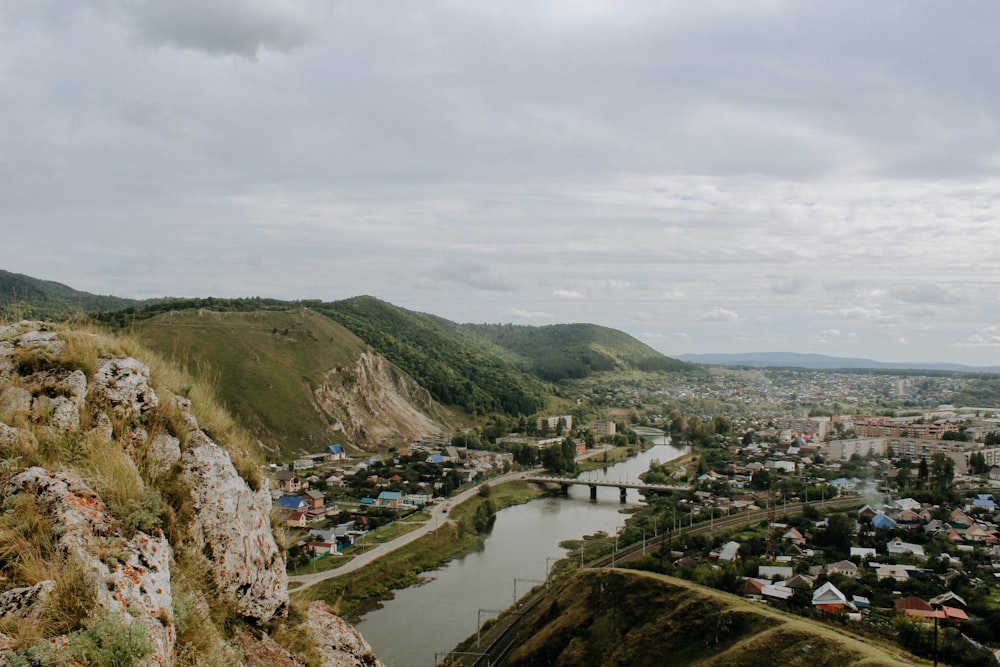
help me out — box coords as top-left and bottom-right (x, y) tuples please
(930, 452), (955, 489)
(749, 469), (771, 491)
(917, 457), (929, 488)
(896, 458), (912, 490)
(819, 513), (854, 558)
(969, 451), (988, 475)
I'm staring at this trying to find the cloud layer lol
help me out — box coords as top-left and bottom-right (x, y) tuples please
(2, 1), (999, 365)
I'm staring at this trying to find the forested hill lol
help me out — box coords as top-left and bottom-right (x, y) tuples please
(0, 269), (138, 320)
(315, 296), (549, 416)
(1, 270), (700, 419)
(463, 322), (697, 381)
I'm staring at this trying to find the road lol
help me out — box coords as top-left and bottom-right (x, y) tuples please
(287, 444), (624, 591)
(287, 467), (540, 591)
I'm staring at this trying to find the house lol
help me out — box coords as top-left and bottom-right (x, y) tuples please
(850, 547), (877, 560)
(744, 578), (767, 598)
(377, 490), (402, 508)
(930, 591), (967, 608)
(857, 505), (879, 521)
(304, 489), (326, 510)
(327, 444), (347, 460)
(762, 584), (794, 601)
(812, 581), (849, 613)
(887, 538), (926, 559)
(275, 470), (304, 493)
(873, 564), (915, 582)
(895, 596), (931, 613)
(871, 513), (898, 530)
(783, 574), (816, 590)
(949, 509), (974, 529)
(711, 541), (740, 562)
(758, 565), (793, 580)
(826, 560), (858, 578)
(782, 527), (805, 546)
(275, 495), (308, 512)
(964, 523), (996, 543)
(286, 510), (308, 529)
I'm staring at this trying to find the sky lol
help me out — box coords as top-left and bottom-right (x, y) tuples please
(2, 1), (1000, 366)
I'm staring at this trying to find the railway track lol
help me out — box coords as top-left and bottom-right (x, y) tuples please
(456, 495), (860, 666)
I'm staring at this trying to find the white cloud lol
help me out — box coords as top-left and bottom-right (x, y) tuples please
(504, 308), (552, 320)
(699, 308), (739, 323)
(951, 326), (1000, 349)
(4, 2), (1000, 365)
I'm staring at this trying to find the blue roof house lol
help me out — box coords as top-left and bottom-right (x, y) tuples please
(275, 496), (308, 511)
(377, 490), (403, 507)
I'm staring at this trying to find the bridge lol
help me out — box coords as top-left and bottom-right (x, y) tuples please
(530, 476), (690, 502)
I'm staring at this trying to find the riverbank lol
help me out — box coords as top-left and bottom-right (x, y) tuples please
(294, 480), (545, 620)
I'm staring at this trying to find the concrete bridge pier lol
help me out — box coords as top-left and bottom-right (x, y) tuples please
(619, 487), (627, 503)
(589, 484), (597, 501)
(560, 483), (569, 496)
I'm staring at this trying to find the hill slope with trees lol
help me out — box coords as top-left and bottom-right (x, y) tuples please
(464, 322), (696, 381)
(0, 269), (137, 320)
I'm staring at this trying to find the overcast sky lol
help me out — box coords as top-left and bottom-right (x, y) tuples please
(2, 1), (999, 366)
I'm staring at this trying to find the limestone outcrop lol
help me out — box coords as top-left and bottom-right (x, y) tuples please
(306, 602), (385, 667)
(313, 350), (453, 445)
(0, 321), (381, 666)
(181, 424), (289, 622)
(1, 467), (175, 666)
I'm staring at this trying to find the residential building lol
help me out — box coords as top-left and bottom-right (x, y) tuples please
(587, 420), (617, 437)
(537, 415), (573, 432)
(275, 470), (306, 493)
(826, 437), (886, 461)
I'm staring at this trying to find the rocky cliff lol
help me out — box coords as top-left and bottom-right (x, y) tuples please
(313, 350), (455, 446)
(0, 321), (383, 667)
(131, 309), (456, 458)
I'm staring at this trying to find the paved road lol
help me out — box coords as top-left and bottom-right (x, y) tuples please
(287, 445), (621, 591)
(287, 467), (539, 591)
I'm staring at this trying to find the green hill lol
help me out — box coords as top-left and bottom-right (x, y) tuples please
(316, 296), (549, 416)
(131, 309), (382, 459)
(0, 269), (138, 320)
(489, 569), (924, 667)
(463, 322), (696, 381)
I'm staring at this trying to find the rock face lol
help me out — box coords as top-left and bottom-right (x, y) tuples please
(181, 426), (289, 622)
(313, 351), (453, 445)
(306, 602), (385, 667)
(1, 467), (175, 666)
(0, 322), (380, 666)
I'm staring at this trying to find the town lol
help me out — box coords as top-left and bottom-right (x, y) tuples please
(268, 367), (1000, 664)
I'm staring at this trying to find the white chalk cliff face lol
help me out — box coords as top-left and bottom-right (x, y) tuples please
(0, 321), (383, 667)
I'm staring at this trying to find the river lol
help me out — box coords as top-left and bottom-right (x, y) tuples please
(355, 436), (687, 667)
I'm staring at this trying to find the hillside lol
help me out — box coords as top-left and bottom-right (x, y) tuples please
(465, 322), (697, 381)
(130, 308), (457, 459)
(0, 269), (138, 321)
(494, 569), (923, 667)
(0, 320), (383, 666)
(317, 296), (550, 416)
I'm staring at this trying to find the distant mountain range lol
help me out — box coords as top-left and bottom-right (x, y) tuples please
(677, 351), (1000, 373)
